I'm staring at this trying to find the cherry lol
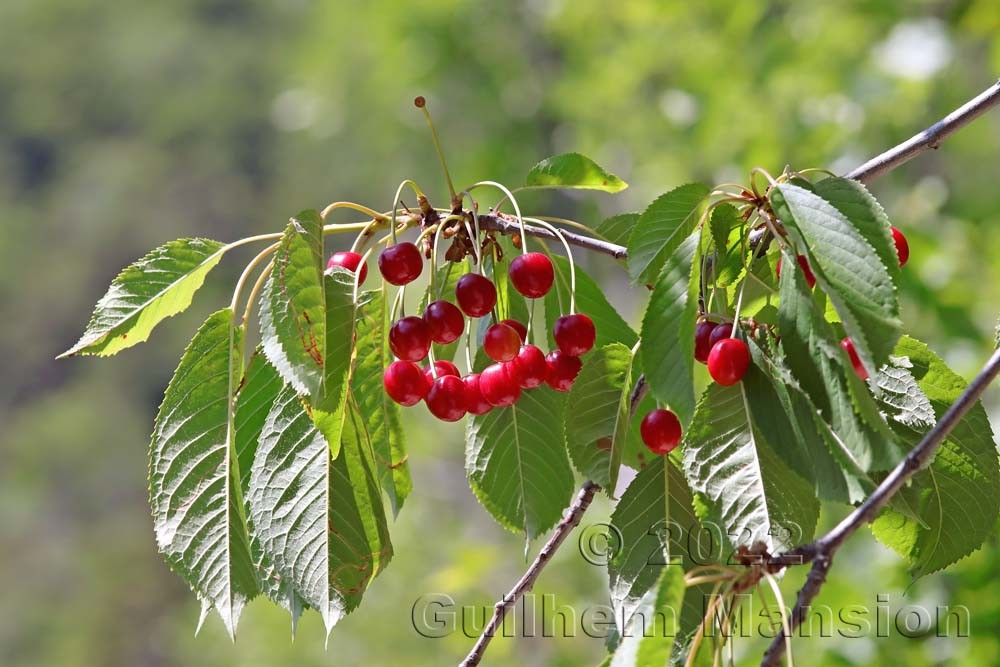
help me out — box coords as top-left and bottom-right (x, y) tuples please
(423, 300), (465, 344)
(545, 350), (582, 392)
(484, 323), (522, 362)
(383, 360), (429, 406)
(389, 316), (431, 362)
(511, 344), (548, 388)
(426, 375), (467, 422)
(455, 273), (497, 318)
(708, 322), (733, 348)
(509, 252), (554, 298)
(553, 313), (596, 356)
(640, 409), (682, 455)
(480, 362), (522, 407)
(423, 359), (460, 385)
(327, 251), (368, 284)
(891, 227), (909, 267)
(378, 242), (423, 286)
(776, 254), (816, 289)
(707, 338), (751, 386)
(500, 319), (528, 343)
(462, 373), (493, 416)
(840, 337), (869, 380)
(694, 320), (718, 364)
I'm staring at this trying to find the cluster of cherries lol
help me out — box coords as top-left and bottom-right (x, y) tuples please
(328, 242), (597, 423)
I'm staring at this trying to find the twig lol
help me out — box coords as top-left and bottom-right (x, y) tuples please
(478, 213), (628, 260)
(760, 347), (1000, 667)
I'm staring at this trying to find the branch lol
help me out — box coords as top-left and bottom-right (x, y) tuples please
(477, 213), (628, 259)
(760, 347), (1000, 667)
(458, 480), (601, 667)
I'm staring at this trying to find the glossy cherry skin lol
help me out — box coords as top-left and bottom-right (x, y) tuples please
(484, 323), (522, 362)
(545, 350), (583, 392)
(389, 316), (431, 362)
(500, 319), (528, 343)
(479, 362), (522, 407)
(776, 254), (817, 289)
(707, 338), (751, 386)
(423, 359), (460, 385)
(455, 273), (497, 318)
(694, 320), (718, 364)
(509, 252), (554, 298)
(462, 373), (494, 416)
(423, 300), (465, 344)
(553, 313), (596, 356)
(891, 227), (909, 267)
(708, 322), (733, 348)
(426, 375), (467, 422)
(327, 251), (368, 284)
(378, 242), (423, 286)
(840, 337), (869, 380)
(383, 360), (429, 406)
(640, 409), (682, 455)
(511, 344), (548, 388)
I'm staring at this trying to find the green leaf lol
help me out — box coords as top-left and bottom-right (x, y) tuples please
(60, 238), (226, 357)
(149, 308), (257, 638)
(597, 213), (640, 248)
(710, 204), (748, 288)
(872, 337), (1000, 578)
(639, 229), (700, 427)
(525, 152), (628, 193)
(626, 183), (709, 286)
(247, 386), (392, 638)
(681, 383), (819, 554)
(606, 566), (685, 666)
(771, 183), (901, 372)
(565, 343), (635, 492)
(547, 255), (638, 349)
(466, 385), (574, 540)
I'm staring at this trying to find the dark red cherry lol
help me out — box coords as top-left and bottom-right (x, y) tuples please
(508, 252), (554, 298)
(840, 337), (869, 381)
(423, 300), (465, 344)
(707, 338), (750, 386)
(708, 323), (733, 348)
(640, 409), (682, 455)
(512, 344), (548, 389)
(423, 359), (460, 385)
(484, 323), (522, 362)
(383, 360), (429, 406)
(378, 242), (423, 286)
(479, 362), (522, 407)
(545, 350), (582, 392)
(891, 227), (909, 267)
(455, 273), (497, 318)
(462, 373), (494, 416)
(694, 320), (718, 364)
(500, 319), (528, 343)
(426, 375), (467, 422)
(776, 254), (816, 289)
(553, 313), (596, 356)
(389, 316), (431, 362)
(327, 251), (368, 284)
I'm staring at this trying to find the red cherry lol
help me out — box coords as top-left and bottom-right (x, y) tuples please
(640, 409), (682, 455)
(694, 320), (718, 364)
(423, 359), (460, 385)
(480, 362), (522, 407)
(455, 273), (497, 318)
(545, 350), (582, 392)
(707, 338), (751, 386)
(509, 252), (554, 298)
(462, 373), (493, 416)
(500, 319), (528, 343)
(378, 242), (423, 286)
(426, 375), (467, 422)
(327, 251), (368, 284)
(389, 316), (431, 362)
(776, 254), (817, 289)
(484, 323), (522, 362)
(840, 337), (869, 380)
(424, 300), (465, 344)
(383, 360), (428, 406)
(553, 313), (596, 356)
(708, 323), (733, 348)
(891, 227), (909, 267)
(511, 344), (548, 388)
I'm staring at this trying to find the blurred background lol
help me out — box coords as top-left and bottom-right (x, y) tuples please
(3, 1), (1000, 665)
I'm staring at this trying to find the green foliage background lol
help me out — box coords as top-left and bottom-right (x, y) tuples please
(3, 1), (1000, 665)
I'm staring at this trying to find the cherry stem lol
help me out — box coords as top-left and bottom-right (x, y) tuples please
(229, 243), (279, 313)
(416, 99), (457, 203)
(241, 256), (275, 327)
(388, 180), (424, 245)
(320, 201), (388, 222)
(527, 215), (609, 242)
(458, 190), (484, 274)
(468, 180), (528, 256)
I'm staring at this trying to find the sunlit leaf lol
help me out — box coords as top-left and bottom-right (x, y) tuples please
(525, 152), (628, 193)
